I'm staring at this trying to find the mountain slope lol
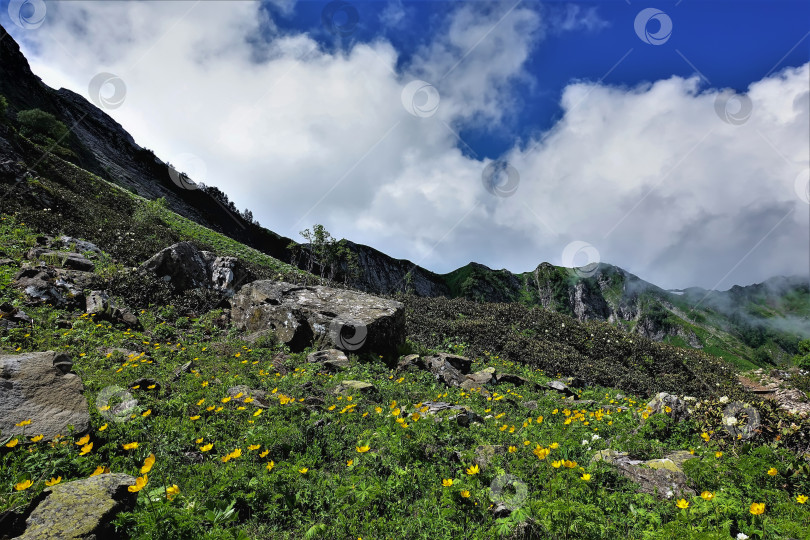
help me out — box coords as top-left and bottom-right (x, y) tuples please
(1, 23), (806, 371)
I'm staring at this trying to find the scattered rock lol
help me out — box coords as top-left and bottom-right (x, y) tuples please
(546, 380), (576, 398)
(465, 367), (497, 386)
(471, 444), (506, 471)
(646, 392), (691, 423)
(13, 265), (99, 307)
(16, 473), (138, 539)
(52, 236), (103, 258)
(418, 400), (483, 427)
(227, 385), (272, 408)
(86, 290), (141, 329)
(0, 351), (90, 441)
(521, 400), (538, 410)
(396, 354), (426, 371)
(491, 503), (512, 519)
(307, 349), (350, 372)
(423, 354), (472, 387)
(171, 360), (195, 382)
(26, 247), (95, 272)
(230, 280), (404, 354)
(0, 302), (32, 329)
(140, 242), (252, 296)
(0, 257), (15, 266)
(333, 380), (377, 396)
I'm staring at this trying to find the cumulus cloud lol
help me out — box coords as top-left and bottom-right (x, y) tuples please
(7, 0), (808, 290)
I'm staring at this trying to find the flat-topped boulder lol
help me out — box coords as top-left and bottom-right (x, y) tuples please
(0, 351), (90, 441)
(16, 473), (138, 539)
(230, 281), (404, 354)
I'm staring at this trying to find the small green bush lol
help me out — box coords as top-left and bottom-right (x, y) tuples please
(16, 108), (69, 143)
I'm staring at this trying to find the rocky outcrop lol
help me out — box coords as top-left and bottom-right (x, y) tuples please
(339, 240), (450, 297)
(15, 473), (138, 539)
(570, 281), (611, 321)
(230, 280), (404, 354)
(139, 242), (252, 296)
(635, 315), (702, 348)
(0, 351), (90, 441)
(13, 264), (100, 307)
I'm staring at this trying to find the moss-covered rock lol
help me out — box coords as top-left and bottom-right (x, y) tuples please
(18, 473), (137, 539)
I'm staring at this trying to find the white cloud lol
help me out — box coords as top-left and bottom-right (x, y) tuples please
(7, 0), (808, 290)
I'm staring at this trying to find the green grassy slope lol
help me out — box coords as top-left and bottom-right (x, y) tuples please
(1, 215), (809, 539)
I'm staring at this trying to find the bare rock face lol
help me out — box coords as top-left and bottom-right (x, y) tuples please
(0, 351), (90, 441)
(16, 473), (138, 540)
(230, 280), (404, 354)
(139, 242), (252, 297)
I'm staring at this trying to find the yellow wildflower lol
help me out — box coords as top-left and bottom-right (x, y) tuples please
(45, 476), (62, 486)
(128, 474), (148, 493)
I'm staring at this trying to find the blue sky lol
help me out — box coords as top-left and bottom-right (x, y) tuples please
(3, 0), (809, 289)
(270, 0), (810, 159)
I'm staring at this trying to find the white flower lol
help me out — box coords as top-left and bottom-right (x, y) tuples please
(582, 439), (589, 445)
(719, 396), (729, 404)
(736, 534), (749, 540)
(591, 434), (601, 441)
(723, 416), (738, 427)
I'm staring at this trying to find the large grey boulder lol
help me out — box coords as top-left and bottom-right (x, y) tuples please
(591, 449), (696, 499)
(0, 352), (90, 441)
(230, 280), (404, 354)
(17, 473), (138, 539)
(139, 242), (252, 296)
